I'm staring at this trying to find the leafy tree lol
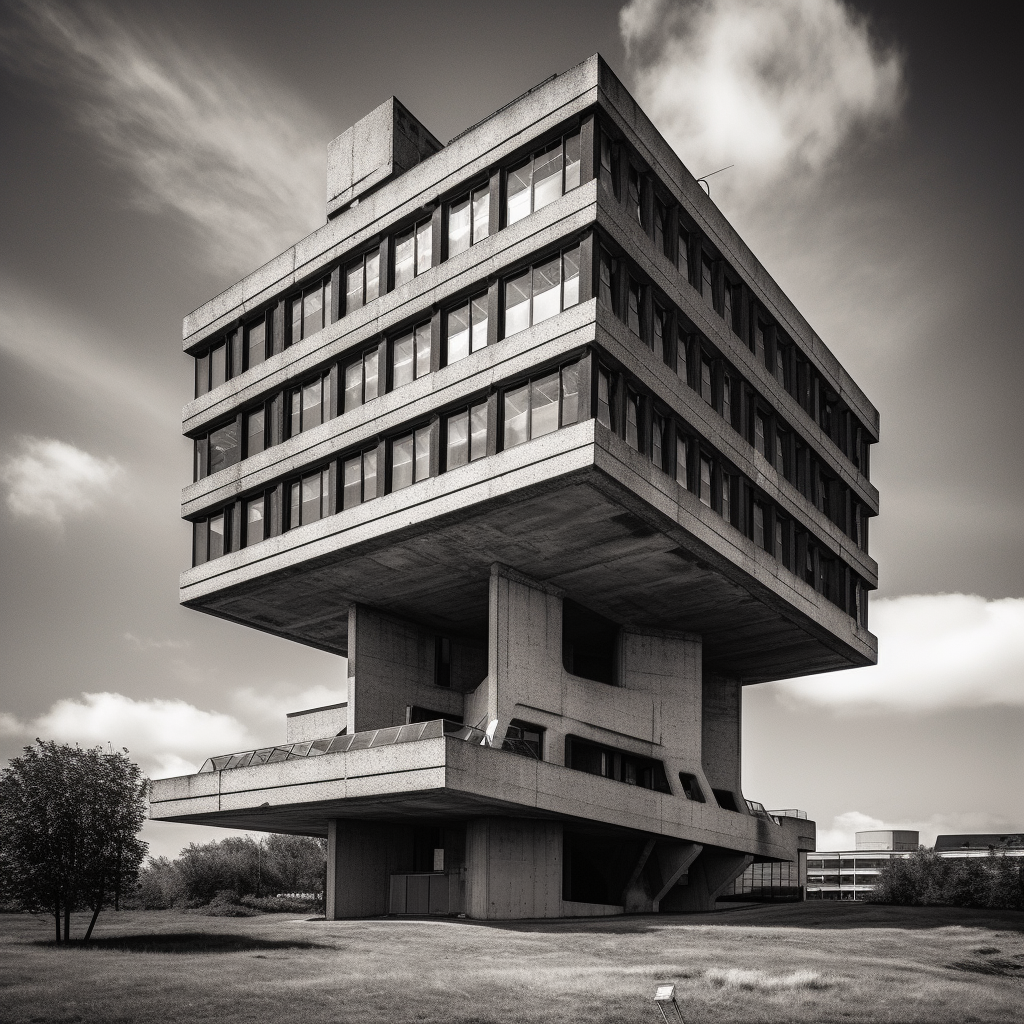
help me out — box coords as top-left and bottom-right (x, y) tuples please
(0, 740), (148, 943)
(871, 847), (1024, 909)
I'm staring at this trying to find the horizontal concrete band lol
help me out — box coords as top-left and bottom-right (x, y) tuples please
(149, 735), (798, 862)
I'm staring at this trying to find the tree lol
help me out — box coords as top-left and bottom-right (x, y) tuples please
(0, 740), (148, 943)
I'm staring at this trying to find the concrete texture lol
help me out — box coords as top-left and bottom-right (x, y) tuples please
(286, 702), (347, 743)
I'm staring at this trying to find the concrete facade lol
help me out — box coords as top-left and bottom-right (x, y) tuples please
(150, 55), (879, 919)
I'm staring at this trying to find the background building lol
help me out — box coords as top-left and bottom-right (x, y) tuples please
(149, 55), (878, 919)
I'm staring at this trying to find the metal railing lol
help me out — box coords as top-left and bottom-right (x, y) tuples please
(768, 808), (809, 820)
(745, 799), (780, 824)
(198, 718), (488, 774)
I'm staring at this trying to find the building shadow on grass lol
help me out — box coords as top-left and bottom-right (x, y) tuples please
(37, 933), (330, 954)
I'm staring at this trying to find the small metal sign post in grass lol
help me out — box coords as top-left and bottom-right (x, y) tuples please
(654, 983), (685, 1023)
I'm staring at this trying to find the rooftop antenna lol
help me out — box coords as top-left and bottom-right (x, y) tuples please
(695, 164), (734, 198)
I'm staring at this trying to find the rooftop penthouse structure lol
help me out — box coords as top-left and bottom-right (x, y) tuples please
(149, 55), (878, 919)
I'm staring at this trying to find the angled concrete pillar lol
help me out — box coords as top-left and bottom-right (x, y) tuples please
(660, 847), (753, 913)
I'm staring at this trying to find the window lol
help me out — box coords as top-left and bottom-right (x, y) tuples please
(246, 406), (265, 458)
(598, 248), (614, 308)
(675, 435), (688, 488)
(290, 276), (332, 344)
(245, 317), (266, 369)
(288, 467), (331, 528)
(210, 342), (227, 389)
(503, 246), (580, 337)
(445, 401), (488, 469)
(446, 293), (488, 364)
(701, 254), (714, 308)
(502, 720), (544, 760)
(678, 226), (690, 283)
(699, 455), (713, 507)
(722, 373), (732, 426)
(391, 426), (431, 491)
(448, 184), (490, 257)
(394, 219), (433, 287)
(599, 131), (616, 195)
(774, 344), (787, 387)
(597, 366), (612, 429)
(290, 372), (333, 434)
(342, 449), (378, 510)
(700, 358), (713, 406)
(723, 281), (733, 329)
(565, 736), (671, 793)
(245, 496), (265, 547)
(753, 503), (765, 549)
(775, 432), (785, 473)
(652, 413), (666, 471)
(193, 509), (231, 566)
(503, 363), (579, 449)
(195, 419), (240, 480)
(625, 390), (640, 451)
(754, 412), (768, 459)
(627, 165), (642, 226)
(678, 772), (706, 802)
(775, 518), (785, 561)
(391, 322), (432, 389)
(721, 473), (732, 522)
(677, 335), (689, 386)
(506, 131), (582, 227)
(344, 350), (379, 411)
(345, 250), (380, 314)
(755, 322), (767, 366)
(626, 278), (641, 337)
(654, 201), (667, 257)
(652, 305), (666, 356)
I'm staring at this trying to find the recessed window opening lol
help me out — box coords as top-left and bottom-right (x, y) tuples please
(625, 390), (640, 451)
(753, 503), (766, 549)
(754, 412), (768, 459)
(562, 599), (617, 685)
(448, 184), (490, 257)
(195, 419), (240, 480)
(394, 219), (433, 287)
(627, 278), (641, 336)
(502, 363), (579, 449)
(701, 254), (714, 307)
(598, 248), (614, 308)
(345, 250), (380, 314)
(678, 772), (706, 802)
(445, 401), (488, 469)
(652, 413), (666, 471)
(245, 317), (266, 369)
(721, 473), (732, 522)
(290, 276), (332, 344)
(723, 282), (733, 329)
(434, 637), (451, 688)
(391, 322), (431, 390)
(503, 246), (580, 338)
(506, 131), (582, 226)
(291, 372), (332, 435)
(675, 435), (688, 488)
(503, 720), (544, 760)
(654, 201), (666, 256)
(678, 226), (690, 282)
(627, 165), (642, 225)
(699, 455), (713, 507)
(245, 406), (265, 458)
(244, 496), (265, 547)
(596, 366), (612, 429)
(446, 293), (488, 364)
(390, 426), (431, 491)
(565, 735), (671, 793)
(342, 449), (378, 510)
(722, 373), (732, 425)
(713, 788), (739, 812)
(598, 131), (616, 196)
(700, 358), (713, 405)
(287, 467), (331, 529)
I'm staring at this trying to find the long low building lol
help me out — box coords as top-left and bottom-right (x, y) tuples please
(149, 54), (878, 919)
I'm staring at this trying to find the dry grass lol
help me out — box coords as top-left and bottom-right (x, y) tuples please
(0, 902), (1021, 1023)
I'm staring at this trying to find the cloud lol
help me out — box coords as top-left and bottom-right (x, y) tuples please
(619, 0), (904, 193)
(777, 594), (1024, 710)
(1, 691), (255, 779)
(230, 682), (347, 732)
(814, 809), (1021, 851)
(2, 1), (327, 276)
(123, 632), (191, 652)
(0, 436), (123, 527)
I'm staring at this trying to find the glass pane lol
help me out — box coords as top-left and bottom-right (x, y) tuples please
(209, 421), (239, 474)
(503, 384), (529, 448)
(627, 282), (641, 336)
(321, 467), (331, 519)
(470, 294), (488, 352)
(362, 449), (377, 500)
(447, 410), (469, 469)
(246, 407), (265, 457)
(365, 253), (380, 303)
(391, 435), (414, 490)
(392, 331), (414, 388)
(678, 229), (689, 280)
(343, 456), (361, 510)
(208, 513), (225, 559)
(722, 477), (731, 520)
(302, 473), (322, 524)
(597, 370), (611, 428)
(755, 415), (766, 458)
(414, 427), (431, 482)
(302, 380), (322, 431)
(416, 220), (432, 275)
(246, 498), (264, 546)
(652, 418), (663, 468)
(506, 160), (532, 225)
(415, 322), (432, 379)
(700, 458), (712, 506)
(364, 350), (379, 402)
(346, 263), (363, 313)
(753, 504), (764, 546)
(702, 258), (714, 306)
(289, 390), (301, 437)
(532, 257), (561, 324)
(564, 132), (581, 190)
(626, 394), (639, 450)
(472, 186), (490, 242)
(210, 344), (226, 388)
(394, 230), (415, 286)
(599, 251), (613, 307)
(345, 361), (362, 411)
(531, 373), (559, 438)
(447, 303), (470, 364)
(193, 519), (208, 565)
(303, 284), (323, 339)
(560, 364), (579, 426)
(701, 360), (713, 404)
(533, 143), (562, 211)
(195, 436), (207, 480)
(448, 197), (471, 257)
(246, 321), (265, 367)
(291, 295), (302, 343)
(470, 402), (488, 460)
(676, 437), (688, 486)
(195, 353), (209, 397)
(562, 247), (580, 308)
(504, 271), (531, 336)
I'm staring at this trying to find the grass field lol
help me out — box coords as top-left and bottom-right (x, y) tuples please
(1, 902), (1021, 1023)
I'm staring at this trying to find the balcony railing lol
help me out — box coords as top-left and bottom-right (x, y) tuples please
(768, 808), (809, 820)
(197, 718), (489, 774)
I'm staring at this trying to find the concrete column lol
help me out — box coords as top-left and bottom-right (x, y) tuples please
(701, 673), (744, 809)
(327, 819), (403, 919)
(661, 848), (753, 912)
(465, 817), (562, 919)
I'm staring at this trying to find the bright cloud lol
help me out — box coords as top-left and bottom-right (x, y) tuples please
(230, 682), (347, 731)
(0, 436), (123, 527)
(777, 594), (1024, 710)
(2, 2), (327, 276)
(619, 0), (903, 192)
(814, 809), (1020, 851)
(1, 691), (255, 779)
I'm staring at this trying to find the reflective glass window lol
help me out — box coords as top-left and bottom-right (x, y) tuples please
(391, 434), (414, 490)
(652, 415), (664, 469)
(392, 331), (414, 389)
(722, 373), (732, 425)
(209, 421), (239, 474)
(723, 283), (733, 329)
(599, 132), (615, 193)
(598, 249), (613, 308)
(564, 132), (581, 191)
(503, 384), (529, 448)
(597, 368), (612, 429)
(701, 359), (713, 405)
(678, 227), (690, 282)
(209, 512), (225, 559)
(364, 350), (379, 402)
(195, 352), (209, 397)
(193, 520), (208, 565)
(343, 455), (362, 510)
(627, 279), (641, 336)
(447, 409), (470, 468)
(533, 143), (562, 211)
(289, 389), (300, 437)
(394, 229), (415, 286)
(721, 475), (732, 521)
(700, 456), (713, 507)
(345, 361), (362, 412)
(414, 427), (431, 482)
(210, 343), (226, 389)
(753, 504), (765, 547)
(676, 436), (688, 487)
(504, 271), (531, 336)
(654, 202), (666, 256)
(363, 449), (377, 499)
(701, 255), (714, 307)
(470, 294), (488, 352)
(447, 303), (471, 364)
(472, 186), (490, 243)
(776, 518), (784, 559)
(625, 391), (640, 450)
(560, 364), (579, 426)
(301, 472), (322, 525)
(346, 262), (363, 313)
(532, 257), (561, 324)
(415, 220), (432, 276)
(677, 336), (689, 385)
(470, 401), (488, 459)
(628, 166), (642, 225)
(246, 497), (265, 546)
(755, 413), (767, 459)
(448, 196), (471, 257)
(507, 160), (532, 225)
(365, 253), (379, 303)
(562, 247), (580, 308)
(246, 320), (266, 368)
(303, 284), (324, 339)
(246, 407), (265, 457)
(415, 322), (432, 380)
(302, 380), (322, 431)
(531, 372), (560, 438)
(755, 323), (767, 365)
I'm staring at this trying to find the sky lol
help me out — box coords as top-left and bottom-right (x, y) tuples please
(0, 0), (1021, 859)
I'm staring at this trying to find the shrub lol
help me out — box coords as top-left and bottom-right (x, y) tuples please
(871, 849), (1024, 909)
(239, 894), (318, 913)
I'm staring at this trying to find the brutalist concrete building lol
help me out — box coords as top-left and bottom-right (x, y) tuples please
(149, 55), (878, 919)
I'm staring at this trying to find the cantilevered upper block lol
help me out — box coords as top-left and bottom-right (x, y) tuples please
(326, 97), (443, 217)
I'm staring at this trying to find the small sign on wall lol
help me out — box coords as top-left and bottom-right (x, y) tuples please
(433, 847), (445, 872)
